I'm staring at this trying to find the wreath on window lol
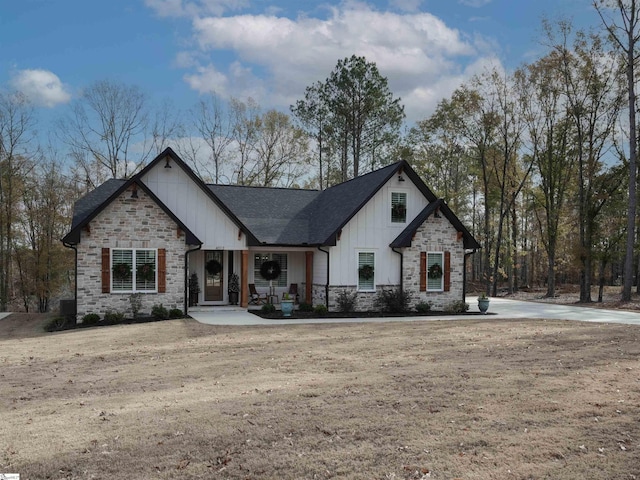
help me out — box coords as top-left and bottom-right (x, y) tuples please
(428, 263), (443, 279)
(206, 259), (223, 276)
(260, 260), (281, 281)
(358, 264), (374, 280)
(137, 263), (155, 282)
(113, 263), (131, 281)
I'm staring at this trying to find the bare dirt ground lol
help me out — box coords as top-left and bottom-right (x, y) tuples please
(1, 311), (639, 480)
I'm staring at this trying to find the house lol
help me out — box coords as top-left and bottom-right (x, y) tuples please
(62, 148), (480, 318)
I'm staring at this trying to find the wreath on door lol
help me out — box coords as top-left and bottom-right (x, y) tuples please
(206, 259), (223, 276)
(260, 260), (281, 281)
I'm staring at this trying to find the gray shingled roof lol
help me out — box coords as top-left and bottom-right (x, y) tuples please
(70, 179), (126, 230)
(210, 161), (407, 246)
(210, 185), (320, 245)
(63, 147), (479, 250)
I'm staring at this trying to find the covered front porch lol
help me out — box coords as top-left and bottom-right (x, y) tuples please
(188, 248), (315, 308)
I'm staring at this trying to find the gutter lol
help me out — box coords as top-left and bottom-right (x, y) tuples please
(62, 242), (78, 318)
(184, 244), (203, 316)
(392, 247), (403, 291)
(463, 249), (476, 302)
(317, 246), (330, 309)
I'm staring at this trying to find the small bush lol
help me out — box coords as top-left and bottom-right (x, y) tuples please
(374, 287), (412, 313)
(313, 304), (328, 316)
(44, 317), (67, 332)
(103, 310), (124, 324)
(445, 300), (469, 314)
(169, 308), (183, 319)
(151, 304), (169, 320)
(415, 301), (432, 314)
(336, 290), (357, 312)
(298, 302), (313, 312)
(261, 303), (276, 314)
(82, 313), (100, 325)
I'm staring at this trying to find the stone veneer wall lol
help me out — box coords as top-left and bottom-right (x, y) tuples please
(76, 188), (188, 318)
(403, 214), (465, 311)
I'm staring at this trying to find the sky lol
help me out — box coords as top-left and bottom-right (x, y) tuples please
(1, 0), (600, 131)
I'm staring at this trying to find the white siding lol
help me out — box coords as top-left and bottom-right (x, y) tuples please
(329, 174), (429, 286)
(141, 160), (246, 250)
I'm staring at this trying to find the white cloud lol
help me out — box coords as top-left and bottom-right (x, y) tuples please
(166, 2), (501, 122)
(184, 63), (230, 95)
(10, 69), (71, 107)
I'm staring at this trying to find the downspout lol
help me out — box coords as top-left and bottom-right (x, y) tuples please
(62, 242), (78, 317)
(318, 246), (330, 309)
(392, 247), (403, 291)
(184, 244), (202, 316)
(463, 249), (475, 302)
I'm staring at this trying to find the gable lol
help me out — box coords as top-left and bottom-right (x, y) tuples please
(62, 178), (201, 246)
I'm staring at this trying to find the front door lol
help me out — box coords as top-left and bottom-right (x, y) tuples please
(204, 251), (224, 302)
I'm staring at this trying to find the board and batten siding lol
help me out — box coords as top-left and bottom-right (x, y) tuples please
(141, 161), (246, 250)
(329, 175), (429, 286)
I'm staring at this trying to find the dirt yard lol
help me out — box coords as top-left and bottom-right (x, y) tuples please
(1, 313), (639, 479)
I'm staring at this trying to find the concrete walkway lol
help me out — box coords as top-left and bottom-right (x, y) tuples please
(188, 298), (640, 327)
(0, 312), (10, 321)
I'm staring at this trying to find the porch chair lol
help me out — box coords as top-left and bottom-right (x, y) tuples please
(249, 284), (268, 305)
(282, 283), (299, 304)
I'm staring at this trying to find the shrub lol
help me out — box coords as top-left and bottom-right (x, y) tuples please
(130, 293), (142, 318)
(169, 308), (183, 319)
(298, 302), (313, 312)
(82, 313), (100, 326)
(103, 310), (124, 324)
(151, 304), (169, 320)
(44, 317), (67, 332)
(445, 300), (469, 314)
(261, 303), (276, 314)
(415, 301), (432, 314)
(374, 287), (412, 313)
(336, 290), (357, 312)
(313, 304), (328, 316)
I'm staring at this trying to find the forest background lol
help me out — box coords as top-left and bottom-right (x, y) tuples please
(2, 1), (639, 313)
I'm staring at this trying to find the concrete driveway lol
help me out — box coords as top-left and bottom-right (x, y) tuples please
(189, 298), (640, 326)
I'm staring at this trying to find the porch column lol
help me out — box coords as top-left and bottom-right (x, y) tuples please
(241, 250), (249, 307)
(305, 251), (313, 303)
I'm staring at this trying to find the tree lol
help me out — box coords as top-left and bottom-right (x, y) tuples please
(16, 154), (74, 312)
(249, 110), (309, 187)
(407, 97), (473, 219)
(291, 81), (333, 189)
(293, 55), (404, 185)
(58, 79), (149, 186)
(520, 52), (576, 297)
(0, 92), (35, 311)
(594, 0), (640, 301)
(550, 22), (624, 302)
(190, 93), (234, 183)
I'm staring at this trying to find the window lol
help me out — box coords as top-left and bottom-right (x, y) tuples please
(427, 252), (444, 291)
(391, 192), (407, 223)
(254, 253), (288, 287)
(358, 252), (375, 291)
(112, 248), (157, 292)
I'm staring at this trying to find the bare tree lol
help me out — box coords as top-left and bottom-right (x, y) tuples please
(594, 0), (640, 301)
(58, 79), (150, 183)
(0, 92), (35, 311)
(191, 93), (234, 183)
